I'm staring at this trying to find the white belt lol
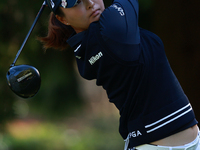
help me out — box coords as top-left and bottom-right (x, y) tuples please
(135, 142), (198, 150)
(135, 132), (200, 150)
(124, 129), (200, 150)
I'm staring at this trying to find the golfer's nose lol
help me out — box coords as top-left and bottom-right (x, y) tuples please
(86, 0), (94, 9)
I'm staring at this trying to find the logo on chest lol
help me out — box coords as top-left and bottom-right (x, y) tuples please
(88, 52), (103, 65)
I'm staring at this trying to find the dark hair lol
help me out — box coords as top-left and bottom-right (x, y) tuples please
(38, 9), (74, 50)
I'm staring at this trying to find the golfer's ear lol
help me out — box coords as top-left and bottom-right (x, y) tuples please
(56, 15), (70, 25)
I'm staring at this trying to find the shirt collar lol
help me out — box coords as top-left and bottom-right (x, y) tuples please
(67, 31), (86, 48)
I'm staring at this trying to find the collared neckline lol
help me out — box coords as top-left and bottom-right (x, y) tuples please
(67, 31), (86, 48)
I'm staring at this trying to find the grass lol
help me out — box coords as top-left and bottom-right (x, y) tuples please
(1, 115), (124, 150)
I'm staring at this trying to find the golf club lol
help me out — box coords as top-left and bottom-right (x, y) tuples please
(6, 1), (46, 98)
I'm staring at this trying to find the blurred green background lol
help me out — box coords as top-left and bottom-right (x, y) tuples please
(0, 0), (200, 149)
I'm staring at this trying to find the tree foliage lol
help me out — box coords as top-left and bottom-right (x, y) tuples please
(0, 0), (83, 124)
(1, 0), (200, 129)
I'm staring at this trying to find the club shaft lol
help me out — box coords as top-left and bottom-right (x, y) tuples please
(11, 1), (46, 67)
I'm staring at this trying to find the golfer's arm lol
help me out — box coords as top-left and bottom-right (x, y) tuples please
(100, 0), (140, 44)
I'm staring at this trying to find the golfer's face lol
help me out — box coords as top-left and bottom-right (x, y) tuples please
(61, 0), (105, 33)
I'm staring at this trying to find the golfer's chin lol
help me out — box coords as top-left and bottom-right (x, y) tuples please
(90, 14), (101, 23)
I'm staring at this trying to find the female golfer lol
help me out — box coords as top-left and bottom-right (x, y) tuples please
(41, 0), (199, 149)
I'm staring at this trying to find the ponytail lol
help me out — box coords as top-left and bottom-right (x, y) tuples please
(39, 12), (74, 50)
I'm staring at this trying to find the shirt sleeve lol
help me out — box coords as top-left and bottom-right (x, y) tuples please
(100, 0), (140, 45)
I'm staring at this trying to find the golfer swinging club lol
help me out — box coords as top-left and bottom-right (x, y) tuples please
(40, 0), (200, 149)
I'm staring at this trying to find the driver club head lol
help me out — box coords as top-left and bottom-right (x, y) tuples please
(6, 65), (41, 98)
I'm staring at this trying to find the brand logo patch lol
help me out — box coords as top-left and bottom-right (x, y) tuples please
(89, 52), (103, 65)
(111, 4), (125, 16)
(61, 0), (67, 8)
(127, 130), (142, 138)
(17, 72), (33, 82)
